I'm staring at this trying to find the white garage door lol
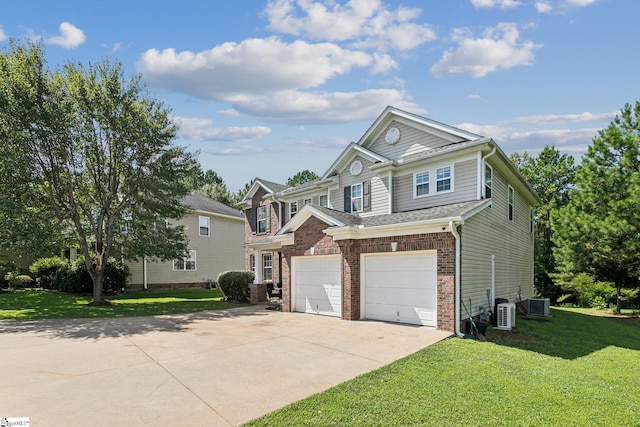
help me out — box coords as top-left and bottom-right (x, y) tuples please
(292, 255), (341, 317)
(362, 251), (437, 327)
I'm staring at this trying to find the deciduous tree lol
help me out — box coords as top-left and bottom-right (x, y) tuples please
(0, 41), (197, 305)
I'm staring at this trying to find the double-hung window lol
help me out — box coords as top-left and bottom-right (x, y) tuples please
(436, 166), (452, 192)
(415, 171), (430, 196)
(351, 183), (363, 212)
(199, 216), (210, 237)
(304, 198), (312, 205)
(263, 254), (273, 281)
(257, 206), (269, 233)
(319, 194), (328, 207)
(485, 165), (493, 199)
(174, 250), (196, 271)
(508, 185), (514, 221)
(290, 201), (298, 217)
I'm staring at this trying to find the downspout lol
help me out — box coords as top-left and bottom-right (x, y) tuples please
(449, 220), (464, 338)
(491, 254), (495, 317)
(388, 170), (393, 214)
(481, 147), (497, 198)
(143, 256), (148, 291)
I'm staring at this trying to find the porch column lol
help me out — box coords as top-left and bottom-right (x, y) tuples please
(254, 249), (263, 284)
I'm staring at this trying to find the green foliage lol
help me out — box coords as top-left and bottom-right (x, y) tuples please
(287, 170), (319, 187)
(0, 289), (246, 320)
(3, 272), (33, 289)
(0, 40), (197, 304)
(29, 256), (68, 289)
(510, 146), (576, 301)
(53, 257), (129, 294)
(552, 101), (640, 313)
(217, 270), (254, 301)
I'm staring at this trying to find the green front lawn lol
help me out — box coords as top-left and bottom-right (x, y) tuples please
(246, 307), (640, 426)
(0, 289), (247, 319)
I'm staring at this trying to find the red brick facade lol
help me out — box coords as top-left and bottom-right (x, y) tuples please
(244, 187), (282, 284)
(279, 216), (457, 332)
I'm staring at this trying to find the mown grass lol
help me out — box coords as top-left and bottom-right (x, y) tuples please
(246, 307), (640, 427)
(0, 289), (247, 319)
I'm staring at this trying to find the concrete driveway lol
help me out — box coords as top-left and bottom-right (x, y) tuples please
(0, 305), (451, 426)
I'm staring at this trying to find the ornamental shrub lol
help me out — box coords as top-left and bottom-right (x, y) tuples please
(30, 257), (68, 289)
(3, 272), (33, 289)
(52, 256), (129, 294)
(217, 270), (254, 302)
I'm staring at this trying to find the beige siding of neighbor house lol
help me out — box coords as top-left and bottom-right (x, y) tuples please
(460, 167), (534, 318)
(127, 213), (244, 288)
(368, 121), (454, 159)
(393, 158), (478, 213)
(328, 155), (389, 217)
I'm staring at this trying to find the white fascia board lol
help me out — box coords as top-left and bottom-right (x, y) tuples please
(272, 233), (295, 246)
(276, 205), (345, 235)
(243, 238), (285, 250)
(321, 143), (389, 180)
(325, 217), (462, 240)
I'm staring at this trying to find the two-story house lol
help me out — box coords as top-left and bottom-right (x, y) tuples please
(127, 192), (245, 291)
(239, 107), (540, 334)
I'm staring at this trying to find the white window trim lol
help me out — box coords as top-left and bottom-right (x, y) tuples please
(173, 250), (196, 271)
(413, 164), (454, 198)
(414, 171), (430, 198)
(319, 194), (328, 207)
(485, 164), (493, 199)
(351, 183), (363, 213)
(199, 216), (210, 237)
(289, 201), (298, 218)
(257, 206), (268, 234)
(435, 165), (454, 194)
(263, 253), (273, 282)
(508, 185), (515, 221)
(304, 198), (312, 205)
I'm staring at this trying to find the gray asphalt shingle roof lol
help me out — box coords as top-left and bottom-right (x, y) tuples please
(181, 192), (242, 218)
(311, 199), (489, 228)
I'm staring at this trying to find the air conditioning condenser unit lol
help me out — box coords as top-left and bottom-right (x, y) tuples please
(496, 303), (516, 330)
(527, 297), (550, 316)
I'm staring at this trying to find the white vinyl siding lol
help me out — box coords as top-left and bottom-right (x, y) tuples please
(127, 213), (244, 287)
(367, 121), (456, 159)
(460, 170), (534, 319)
(395, 159), (477, 212)
(330, 155), (389, 217)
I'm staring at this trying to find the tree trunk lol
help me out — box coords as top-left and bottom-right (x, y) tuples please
(615, 282), (622, 314)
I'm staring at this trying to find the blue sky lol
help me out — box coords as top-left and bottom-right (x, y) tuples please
(2, 0), (636, 191)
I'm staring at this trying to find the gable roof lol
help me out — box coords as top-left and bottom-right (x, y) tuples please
(181, 192), (242, 219)
(321, 142), (391, 180)
(238, 177), (288, 207)
(359, 106), (483, 148)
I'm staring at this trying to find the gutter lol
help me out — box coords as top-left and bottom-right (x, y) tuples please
(449, 220), (464, 338)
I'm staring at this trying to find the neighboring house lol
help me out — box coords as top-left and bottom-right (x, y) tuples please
(239, 106), (540, 334)
(127, 192), (244, 291)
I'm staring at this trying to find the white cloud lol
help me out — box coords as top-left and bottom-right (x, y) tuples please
(137, 37), (385, 99)
(535, 1), (553, 13)
(430, 23), (542, 78)
(176, 116), (271, 142)
(467, 94), (484, 101)
(264, 0), (436, 51)
(46, 22), (86, 49)
(563, 0), (597, 6)
(137, 36), (415, 124)
(225, 88), (423, 124)
(470, 0), (522, 9)
(512, 111), (617, 124)
(0, 26), (7, 41)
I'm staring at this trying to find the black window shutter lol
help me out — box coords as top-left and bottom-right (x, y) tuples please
(248, 208), (257, 233)
(265, 206), (271, 232)
(344, 186), (351, 213)
(363, 181), (371, 212)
